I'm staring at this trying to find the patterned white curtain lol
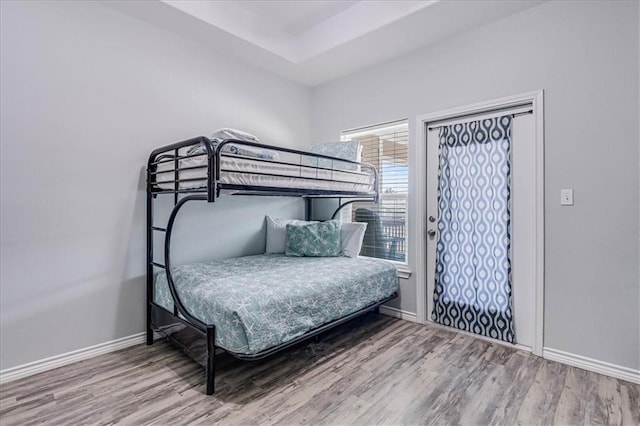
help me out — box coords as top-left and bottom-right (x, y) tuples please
(431, 115), (515, 343)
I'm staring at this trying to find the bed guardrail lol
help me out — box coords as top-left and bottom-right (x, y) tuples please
(147, 136), (215, 203)
(147, 137), (379, 201)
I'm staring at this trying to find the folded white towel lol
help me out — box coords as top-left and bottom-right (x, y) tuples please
(210, 128), (259, 144)
(187, 128), (278, 160)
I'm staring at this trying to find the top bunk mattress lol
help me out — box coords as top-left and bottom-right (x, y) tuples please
(154, 154), (376, 194)
(153, 254), (398, 355)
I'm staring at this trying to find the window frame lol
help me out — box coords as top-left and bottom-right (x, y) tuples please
(341, 119), (409, 266)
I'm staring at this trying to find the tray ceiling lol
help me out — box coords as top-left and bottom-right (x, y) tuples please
(105, 0), (546, 87)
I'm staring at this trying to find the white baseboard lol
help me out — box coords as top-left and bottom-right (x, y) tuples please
(0, 332), (147, 384)
(378, 305), (418, 323)
(6, 326), (636, 388)
(543, 347), (640, 385)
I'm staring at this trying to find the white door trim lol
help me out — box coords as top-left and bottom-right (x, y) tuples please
(413, 90), (545, 356)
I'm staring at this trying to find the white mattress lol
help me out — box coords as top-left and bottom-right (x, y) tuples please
(154, 154), (375, 193)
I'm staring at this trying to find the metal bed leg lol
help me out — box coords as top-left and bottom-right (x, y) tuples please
(146, 320), (154, 345)
(206, 325), (216, 395)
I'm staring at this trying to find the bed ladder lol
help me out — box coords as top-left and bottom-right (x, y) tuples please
(147, 199), (168, 345)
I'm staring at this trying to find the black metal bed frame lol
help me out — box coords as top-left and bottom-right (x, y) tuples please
(146, 136), (397, 394)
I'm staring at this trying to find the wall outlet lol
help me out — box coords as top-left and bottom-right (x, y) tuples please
(560, 189), (574, 206)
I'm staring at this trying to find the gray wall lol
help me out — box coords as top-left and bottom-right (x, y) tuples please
(311, 1), (639, 370)
(0, 1), (310, 370)
(1, 0), (638, 374)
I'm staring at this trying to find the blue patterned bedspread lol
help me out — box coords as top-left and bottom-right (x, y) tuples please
(154, 254), (398, 354)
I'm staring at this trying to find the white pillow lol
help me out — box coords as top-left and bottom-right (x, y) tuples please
(340, 222), (367, 258)
(265, 216), (317, 254)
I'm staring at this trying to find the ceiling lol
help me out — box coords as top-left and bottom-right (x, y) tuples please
(105, 0), (546, 87)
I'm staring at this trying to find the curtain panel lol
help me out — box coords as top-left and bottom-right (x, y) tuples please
(431, 115), (515, 343)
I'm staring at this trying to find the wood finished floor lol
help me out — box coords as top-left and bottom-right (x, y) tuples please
(1, 315), (638, 425)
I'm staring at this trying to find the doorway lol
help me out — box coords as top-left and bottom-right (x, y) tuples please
(414, 91), (544, 355)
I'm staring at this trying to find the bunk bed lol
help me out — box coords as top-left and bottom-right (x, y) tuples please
(146, 135), (399, 394)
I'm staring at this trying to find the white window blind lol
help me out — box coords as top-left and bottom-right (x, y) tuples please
(341, 120), (408, 263)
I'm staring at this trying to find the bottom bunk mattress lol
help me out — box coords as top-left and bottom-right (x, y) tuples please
(153, 254), (399, 355)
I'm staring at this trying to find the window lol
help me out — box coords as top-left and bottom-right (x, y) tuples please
(341, 120), (408, 263)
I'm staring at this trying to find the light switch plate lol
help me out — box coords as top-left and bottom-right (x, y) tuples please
(561, 189), (574, 206)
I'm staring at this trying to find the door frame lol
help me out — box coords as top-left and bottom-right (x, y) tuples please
(413, 90), (545, 356)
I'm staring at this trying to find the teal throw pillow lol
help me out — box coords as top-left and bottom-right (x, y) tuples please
(285, 220), (342, 257)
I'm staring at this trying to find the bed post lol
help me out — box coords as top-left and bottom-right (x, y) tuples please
(305, 197), (312, 221)
(146, 176), (154, 346)
(206, 325), (216, 395)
